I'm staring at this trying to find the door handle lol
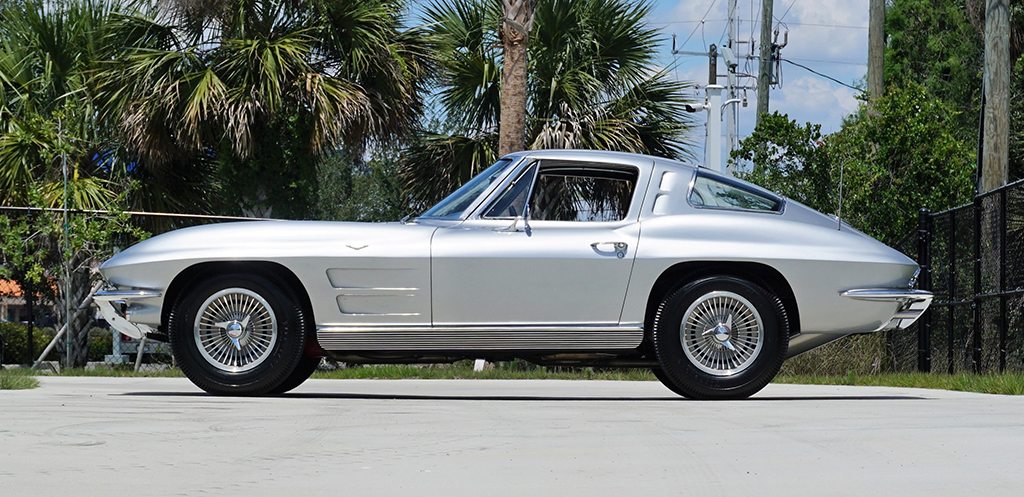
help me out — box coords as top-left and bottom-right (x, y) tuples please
(591, 242), (628, 259)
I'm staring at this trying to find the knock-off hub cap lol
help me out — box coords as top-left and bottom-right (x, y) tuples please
(681, 291), (764, 376)
(226, 321), (244, 339)
(194, 288), (278, 373)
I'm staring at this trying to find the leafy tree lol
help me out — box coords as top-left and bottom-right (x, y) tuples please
(0, 0), (150, 367)
(885, 0), (984, 136)
(729, 113), (835, 214)
(315, 148), (412, 222)
(734, 85), (975, 245)
(886, 0), (1024, 179)
(401, 0), (696, 210)
(97, 0), (433, 218)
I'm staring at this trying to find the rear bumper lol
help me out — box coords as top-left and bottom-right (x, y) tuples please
(840, 289), (933, 331)
(94, 290), (162, 339)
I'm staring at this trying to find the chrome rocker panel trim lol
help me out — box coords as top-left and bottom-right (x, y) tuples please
(840, 288), (934, 331)
(94, 290), (162, 339)
(316, 324), (645, 351)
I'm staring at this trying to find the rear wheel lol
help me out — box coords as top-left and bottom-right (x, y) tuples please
(168, 273), (308, 395)
(652, 275), (788, 400)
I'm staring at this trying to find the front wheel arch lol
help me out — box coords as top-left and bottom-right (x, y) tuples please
(162, 261), (318, 349)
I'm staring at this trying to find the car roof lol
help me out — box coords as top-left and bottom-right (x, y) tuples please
(502, 149), (698, 173)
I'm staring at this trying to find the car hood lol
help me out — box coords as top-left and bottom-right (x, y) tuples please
(101, 220), (437, 271)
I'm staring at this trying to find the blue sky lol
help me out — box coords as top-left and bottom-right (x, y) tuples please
(648, 0), (869, 161)
(412, 1), (870, 164)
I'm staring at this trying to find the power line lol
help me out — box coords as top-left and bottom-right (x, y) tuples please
(663, 50), (867, 68)
(781, 58), (860, 91)
(651, 20), (868, 30)
(677, 0), (720, 51)
(775, 0), (797, 27)
(787, 57), (866, 66)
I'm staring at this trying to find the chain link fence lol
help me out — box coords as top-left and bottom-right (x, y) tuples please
(913, 177), (1024, 374)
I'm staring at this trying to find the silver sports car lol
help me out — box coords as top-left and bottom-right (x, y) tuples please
(95, 150), (932, 399)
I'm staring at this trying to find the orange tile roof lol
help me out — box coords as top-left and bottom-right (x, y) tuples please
(0, 279), (23, 297)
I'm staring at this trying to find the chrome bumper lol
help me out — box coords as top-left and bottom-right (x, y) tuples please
(840, 289), (934, 331)
(94, 290), (162, 339)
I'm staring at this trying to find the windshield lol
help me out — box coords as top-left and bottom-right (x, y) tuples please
(419, 158), (515, 219)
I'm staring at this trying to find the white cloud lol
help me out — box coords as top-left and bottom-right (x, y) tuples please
(655, 0), (869, 148)
(771, 76), (860, 132)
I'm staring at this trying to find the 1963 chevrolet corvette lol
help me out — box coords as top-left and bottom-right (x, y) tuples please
(95, 150), (932, 399)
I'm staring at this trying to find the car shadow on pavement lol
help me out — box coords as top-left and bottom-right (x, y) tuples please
(120, 392), (929, 402)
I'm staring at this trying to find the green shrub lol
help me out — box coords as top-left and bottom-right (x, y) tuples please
(88, 327), (113, 362)
(0, 322), (57, 364)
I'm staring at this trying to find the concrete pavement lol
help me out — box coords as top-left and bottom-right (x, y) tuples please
(2, 377), (1023, 496)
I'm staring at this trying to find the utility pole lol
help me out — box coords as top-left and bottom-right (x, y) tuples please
(707, 85), (725, 175)
(725, 0), (738, 164)
(868, 0), (885, 100)
(982, 0), (1010, 192)
(756, 0), (774, 122)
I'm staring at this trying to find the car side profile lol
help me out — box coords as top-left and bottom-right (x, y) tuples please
(95, 150), (931, 399)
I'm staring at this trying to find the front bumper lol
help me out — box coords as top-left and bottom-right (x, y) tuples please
(94, 290), (162, 339)
(840, 289), (934, 331)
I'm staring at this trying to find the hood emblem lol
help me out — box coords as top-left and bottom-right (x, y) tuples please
(346, 244), (369, 251)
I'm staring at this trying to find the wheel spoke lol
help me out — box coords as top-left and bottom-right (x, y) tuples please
(194, 288), (278, 373)
(680, 291), (764, 377)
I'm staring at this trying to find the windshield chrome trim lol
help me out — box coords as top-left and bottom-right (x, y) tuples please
(415, 156), (526, 221)
(478, 160), (541, 220)
(471, 157), (644, 222)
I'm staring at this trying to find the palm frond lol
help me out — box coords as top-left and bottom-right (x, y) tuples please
(399, 132), (497, 210)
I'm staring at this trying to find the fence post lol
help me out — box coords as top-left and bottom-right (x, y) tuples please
(917, 208), (932, 372)
(948, 208), (956, 374)
(999, 188), (1007, 372)
(973, 196), (983, 372)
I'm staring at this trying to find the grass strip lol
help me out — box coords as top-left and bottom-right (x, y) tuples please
(55, 367), (185, 378)
(774, 372), (1024, 395)
(0, 369), (40, 390)
(27, 362), (1024, 396)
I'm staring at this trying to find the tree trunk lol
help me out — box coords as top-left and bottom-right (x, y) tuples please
(756, 0), (775, 122)
(982, 0), (1011, 192)
(499, 0), (536, 157)
(868, 0), (885, 101)
(54, 252), (95, 368)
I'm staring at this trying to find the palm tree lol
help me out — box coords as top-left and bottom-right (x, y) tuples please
(499, 0), (535, 156)
(0, 0), (152, 368)
(96, 0), (433, 218)
(401, 0), (696, 209)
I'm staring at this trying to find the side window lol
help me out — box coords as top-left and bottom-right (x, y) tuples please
(529, 162), (638, 222)
(688, 171), (782, 212)
(484, 164), (538, 218)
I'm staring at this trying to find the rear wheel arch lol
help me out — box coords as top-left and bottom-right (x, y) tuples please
(643, 261), (800, 340)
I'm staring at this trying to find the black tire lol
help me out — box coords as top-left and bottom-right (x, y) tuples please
(650, 368), (691, 398)
(168, 273), (308, 396)
(268, 355), (321, 394)
(652, 275), (788, 400)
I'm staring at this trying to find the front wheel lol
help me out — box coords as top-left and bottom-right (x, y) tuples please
(652, 275), (788, 400)
(168, 273), (308, 395)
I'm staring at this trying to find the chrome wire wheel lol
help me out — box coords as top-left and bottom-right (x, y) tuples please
(193, 288), (278, 373)
(680, 291), (764, 377)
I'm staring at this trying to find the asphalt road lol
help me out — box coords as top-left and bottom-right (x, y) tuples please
(2, 377), (1023, 496)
